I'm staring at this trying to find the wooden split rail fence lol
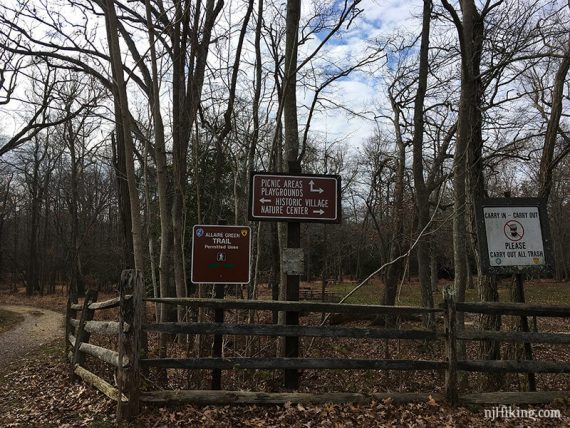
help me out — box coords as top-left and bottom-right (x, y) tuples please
(66, 270), (143, 419)
(66, 270), (570, 421)
(444, 294), (570, 405)
(299, 286), (339, 302)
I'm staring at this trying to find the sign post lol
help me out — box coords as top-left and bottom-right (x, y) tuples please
(475, 197), (553, 392)
(191, 224), (251, 390)
(248, 169), (342, 389)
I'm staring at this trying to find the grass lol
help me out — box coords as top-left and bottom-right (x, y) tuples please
(318, 278), (570, 306)
(0, 308), (24, 334)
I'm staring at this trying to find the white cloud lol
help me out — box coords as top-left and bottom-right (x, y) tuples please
(297, 77), (380, 149)
(295, 0), (422, 149)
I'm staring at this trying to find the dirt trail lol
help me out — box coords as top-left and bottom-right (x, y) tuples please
(0, 305), (64, 366)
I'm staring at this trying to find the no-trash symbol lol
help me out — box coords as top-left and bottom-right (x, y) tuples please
(504, 220), (524, 242)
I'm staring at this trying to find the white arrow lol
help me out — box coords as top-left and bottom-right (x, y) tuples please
(309, 180), (324, 193)
(313, 209), (325, 215)
(259, 198), (271, 203)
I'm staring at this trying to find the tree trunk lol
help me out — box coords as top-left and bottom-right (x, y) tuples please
(27, 139), (44, 296)
(412, 0), (435, 328)
(111, 128), (134, 269)
(282, 0), (301, 389)
(0, 175), (11, 279)
(247, 0), (264, 305)
(283, 0), (301, 163)
(442, 0), (483, 356)
(103, 0), (145, 272)
(382, 95), (406, 310)
(538, 32), (570, 202)
(170, 0), (223, 322)
(65, 107), (85, 298)
(144, 0), (177, 334)
(430, 240), (438, 293)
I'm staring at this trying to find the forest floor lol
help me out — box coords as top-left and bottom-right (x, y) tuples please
(0, 281), (569, 427)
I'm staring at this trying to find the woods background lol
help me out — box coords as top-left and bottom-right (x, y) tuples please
(0, 0), (569, 310)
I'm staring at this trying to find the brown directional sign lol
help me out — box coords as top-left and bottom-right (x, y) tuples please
(191, 225), (251, 284)
(249, 172), (341, 223)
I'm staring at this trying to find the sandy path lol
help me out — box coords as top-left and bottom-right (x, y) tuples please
(0, 305), (64, 366)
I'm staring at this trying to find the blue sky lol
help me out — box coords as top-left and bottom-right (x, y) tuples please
(296, 0), (419, 151)
(0, 0), (421, 157)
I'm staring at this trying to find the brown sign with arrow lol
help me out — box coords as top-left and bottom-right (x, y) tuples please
(249, 172), (341, 223)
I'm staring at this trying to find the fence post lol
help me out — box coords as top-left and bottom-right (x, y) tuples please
(444, 287), (458, 406)
(65, 292), (78, 363)
(72, 289), (98, 369)
(117, 269), (143, 420)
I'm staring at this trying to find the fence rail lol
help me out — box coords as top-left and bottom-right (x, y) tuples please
(70, 295), (128, 311)
(142, 322), (439, 340)
(455, 302), (570, 317)
(143, 297), (444, 315)
(457, 330), (570, 344)
(140, 390), (445, 405)
(140, 357), (447, 371)
(67, 272), (570, 422)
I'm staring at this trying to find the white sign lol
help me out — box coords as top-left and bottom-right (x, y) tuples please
(483, 206), (545, 267)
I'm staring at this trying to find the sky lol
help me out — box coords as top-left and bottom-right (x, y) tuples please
(2, 0), (568, 202)
(0, 0), (423, 158)
(296, 0), (420, 152)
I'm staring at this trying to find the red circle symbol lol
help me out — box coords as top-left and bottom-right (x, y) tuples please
(504, 220), (524, 241)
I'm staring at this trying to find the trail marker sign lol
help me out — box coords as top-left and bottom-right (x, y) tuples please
(249, 172), (341, 223)
(475, 198), (553, 274)
(191, 225), (251, 284)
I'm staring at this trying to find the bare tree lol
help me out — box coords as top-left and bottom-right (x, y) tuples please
(102, 0), (145, 272)
(440, 0), (491, 359)
(411, 0), (436, 327)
